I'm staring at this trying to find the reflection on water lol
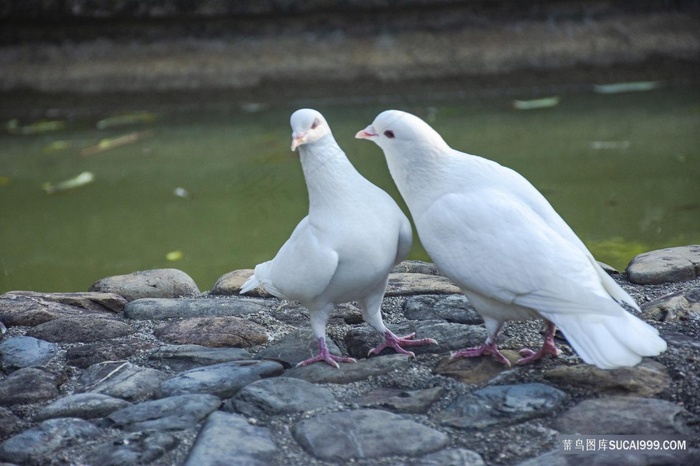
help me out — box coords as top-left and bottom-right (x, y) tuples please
(1, 86), (699, 292)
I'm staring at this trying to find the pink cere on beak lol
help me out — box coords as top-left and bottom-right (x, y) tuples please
(291, 131), (306, 151)
(355, 126), (377, 139)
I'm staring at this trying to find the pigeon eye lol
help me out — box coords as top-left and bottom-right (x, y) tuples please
(311, 119), (320, 130)
(384, 130), (395, 138)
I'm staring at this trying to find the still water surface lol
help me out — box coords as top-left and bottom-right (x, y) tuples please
(1, 86), (698, 292)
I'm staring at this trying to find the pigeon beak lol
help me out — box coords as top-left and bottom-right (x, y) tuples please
(355, 126), (377, 140)
(291, 131), (306, 151)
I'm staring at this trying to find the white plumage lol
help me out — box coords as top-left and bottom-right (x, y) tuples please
(241, 108), (436, 367)
(357, 109), (666, 369)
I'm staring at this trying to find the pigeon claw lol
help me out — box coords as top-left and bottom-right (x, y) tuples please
(450, 342), (512, 366)
(296, 353), (357, 369)
(368, 330), (438, 358)
(516, 341), (562, 365)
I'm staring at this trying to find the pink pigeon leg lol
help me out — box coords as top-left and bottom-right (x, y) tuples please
(516, 321), (562, 365)
(296, 337), (357, 369)
(368, 330), (438, 358)
(450, 340), (511, 366)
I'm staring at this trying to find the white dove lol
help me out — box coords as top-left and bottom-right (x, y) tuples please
(356, 109), (666, 369)
(240, 108), (437, 368)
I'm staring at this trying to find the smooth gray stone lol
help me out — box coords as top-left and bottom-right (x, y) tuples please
(282, 354), (411, 384)
(255, 328), (343, 367)
(156, 360), (284, 399)
(150, 344), (253, 371)
(553, 396), (694, 435)
(410, 448), (486, 466)
(35, 393), (132, 421)
(82, 431), (179, 466)
(0, 367), (59, 406)
(292, 409), (449, 461)
(79, 361), (168, 402)
(403, 294), (483, 324)
(228, 377), (335, 417)
(0, 336), (58, 371)
(107, 394), (221, 431)
(184, 411), (278, 466)
(353, 386), (445, 414)
(0, 407), (22, 439)
(627, 245), (700, 284)
(26, 316), (134, 343)
(0, 418), (101, 464)
(437, 383), (568, 430)
(89, 268), (200, 301)
(124, 297), (271, 320)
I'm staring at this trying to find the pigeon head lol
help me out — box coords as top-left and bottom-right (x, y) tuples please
(355, 110), (447, 152)
(290, 108), (332, 151)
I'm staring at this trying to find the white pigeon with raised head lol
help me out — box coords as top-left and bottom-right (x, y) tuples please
(356, 109), (666, 369)
(240, 108), (436, 367)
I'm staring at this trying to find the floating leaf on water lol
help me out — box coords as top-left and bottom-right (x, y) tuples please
(512, 96), (560, 110)
(43, 171), (95, 194)
(0, 175), (11, 186)
(43, 140), (74, 152)
(96, 112), (159, 129)
(590, 141), (630, 150)
(166, 250), (184, 261)
(80, 130), (154, 156)
(174, 187), (192, 199)
(593, 81), (661, 94)
(7, 119), (67, 135)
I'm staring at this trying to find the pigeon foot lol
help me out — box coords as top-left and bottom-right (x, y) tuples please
(450, 342), (511, 366)
(516, 321), (561, 365)
(368, 330), (438, 357)
(297, 338), (357, 368)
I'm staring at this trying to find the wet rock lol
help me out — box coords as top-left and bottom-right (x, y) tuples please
(410, 448), (486, 466)
(66, 340), (156, 369)
(0, 367), (59, 406)
(149, 344), (253, 372)
(292, 408), (449, 461)
(210, 269), (272, 297)
(124, 296), (272, 320)
(0, 407), (23, 438)
(0, 418), (101, 464)
(391, 260), (442, 275)
(255, 328), (343, 367)
(0, 292), (113, 327)
(27, 316), (134, 343)
(156, 360), (284, 399)
(519, 449), (700, 466)
(89, 268), (200, 301)
(662, 332), (700, 350)
(0, 336), (58, 371)
(543, 359), (670, 397)
(3, 291), (127, 313)
(641, 286), (700, 322)
(627, 245), (700, 284)
(553, 397), (695, 435)
(35, 393), (132, 421)
(353, 387), (445, 414)
(437, 383), (568, 430)
(283, 354), (411, 384)
(106, 394), (221, 431)
(78, 361), (168, 402)
(403, 294), (483, 324)
(153, 316), (268, 348)
(433, 352), (522, 385)
(227, 377), (335, 417)
(386, 273), (461, 296)
(345, 320), (486, 359)
(82, 430), (180, 466)
(184, 411), (278, 466)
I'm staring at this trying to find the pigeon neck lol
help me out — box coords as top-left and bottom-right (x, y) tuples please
(299, 136), (361, 211)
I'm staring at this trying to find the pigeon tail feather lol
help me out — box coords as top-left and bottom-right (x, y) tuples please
(551, 310), (666, 369)
(240, 261), (284, 297)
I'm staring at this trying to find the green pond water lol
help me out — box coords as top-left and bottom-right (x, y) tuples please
(1, 86), (699, 293)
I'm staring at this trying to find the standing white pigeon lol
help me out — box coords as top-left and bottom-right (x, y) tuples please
(356, 109), (666, 369)
(240, 108), (437, 368)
